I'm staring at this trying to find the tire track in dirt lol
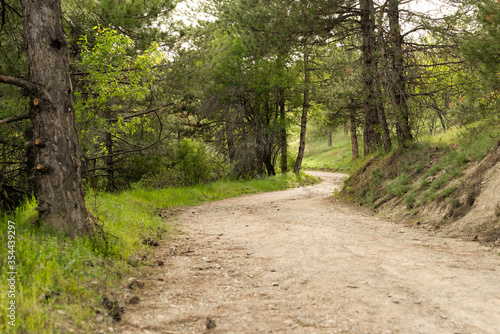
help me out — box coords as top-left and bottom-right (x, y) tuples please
(117, 171), (500, 334)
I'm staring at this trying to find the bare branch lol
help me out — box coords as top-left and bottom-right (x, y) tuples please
(106, 103), (175, 122)
(0, 112), (30, 125)
(0, 75), (52, 103)
(0, 75), (38, 93)
(86, 130), (175, 161)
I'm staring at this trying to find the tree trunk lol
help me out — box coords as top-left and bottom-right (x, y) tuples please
(349, 98), (359, 160)
(388, 0), (412, 145)
(22, 0), (93, 237)
(328, 129), (333, 146)
(294, 53), (310, 174)
(376, 0), (392, 152)
(279, 87), (288, 173)
(263, 143), (276, 176)
(360, 0), (382, 156)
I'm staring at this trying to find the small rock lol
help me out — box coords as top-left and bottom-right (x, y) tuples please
(272, 283), (279, 287)
(128, 296), (140, 305)
(206, 317), (216, 329)
(127, 255), (140, 267)
(142, 237), (159, 247)
(57, 310), (65, 315)
(156, 260), (164, 267)
(127, 278), (144, 289)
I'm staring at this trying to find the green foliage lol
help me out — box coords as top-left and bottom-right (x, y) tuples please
(461, 0), (500, 92)
(76, 27), (162, 153)
(173, 139), (214, 186)
(62, 0), (177, 51)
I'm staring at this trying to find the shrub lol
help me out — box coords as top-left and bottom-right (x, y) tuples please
(174, 139), (214, 186)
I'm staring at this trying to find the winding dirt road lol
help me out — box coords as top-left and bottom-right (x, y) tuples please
(117, 171), (500, 334)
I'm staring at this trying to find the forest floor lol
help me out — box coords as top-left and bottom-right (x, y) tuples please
(115, 171), (500, 334)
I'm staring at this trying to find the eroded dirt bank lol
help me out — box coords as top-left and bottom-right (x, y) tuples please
(117, 171), (500, 334)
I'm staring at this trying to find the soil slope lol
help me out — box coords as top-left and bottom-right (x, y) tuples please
(116, 171), (500, 334)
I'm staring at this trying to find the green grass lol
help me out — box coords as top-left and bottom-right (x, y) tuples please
(299, 129), (362, 172)
(0, 172), (315, 333)
(387, 175), (411, 197)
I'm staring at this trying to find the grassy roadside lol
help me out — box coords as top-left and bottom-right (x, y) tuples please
(0, 172), (316, 333)
(339, 122), (499, 215)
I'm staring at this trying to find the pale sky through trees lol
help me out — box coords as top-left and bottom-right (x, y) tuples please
(172, 0), (457, 26)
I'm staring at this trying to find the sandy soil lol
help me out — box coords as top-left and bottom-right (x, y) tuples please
(116, 171), (500, 334)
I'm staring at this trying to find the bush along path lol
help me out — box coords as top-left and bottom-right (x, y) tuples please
(116, 171), (500, 334)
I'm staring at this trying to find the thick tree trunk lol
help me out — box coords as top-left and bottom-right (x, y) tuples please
(360, 0), (382, 156)
(22, 0), (93, 237)
(294, 53), (310, 174)
(388, 0), (412, 145)
(349, 99), (359, 160)
(279, 87), (288, 173)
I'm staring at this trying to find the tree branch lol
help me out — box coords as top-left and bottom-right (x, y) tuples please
(0, 75), (53, 105)
(0, 112), (30, 125)
(106, 103), (175, 122)
(86, 130), (175, 161)
(0, 75), (38, 94)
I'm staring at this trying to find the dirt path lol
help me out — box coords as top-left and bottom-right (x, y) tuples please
(117, 171), (500, 334)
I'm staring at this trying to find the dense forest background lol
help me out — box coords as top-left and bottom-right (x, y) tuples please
(0, 0), (498, 212)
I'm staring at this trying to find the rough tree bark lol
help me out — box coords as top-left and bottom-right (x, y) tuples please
(294, 53), (310, 174)
(388, 0), (412, 144)
(21, 0), (93, 237)
(360, 0), (382, 156)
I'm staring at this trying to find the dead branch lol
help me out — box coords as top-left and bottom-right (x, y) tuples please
(0, 112), (30, 125)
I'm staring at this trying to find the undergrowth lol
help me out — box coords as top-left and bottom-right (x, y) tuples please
(0, 172), (315, 333)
